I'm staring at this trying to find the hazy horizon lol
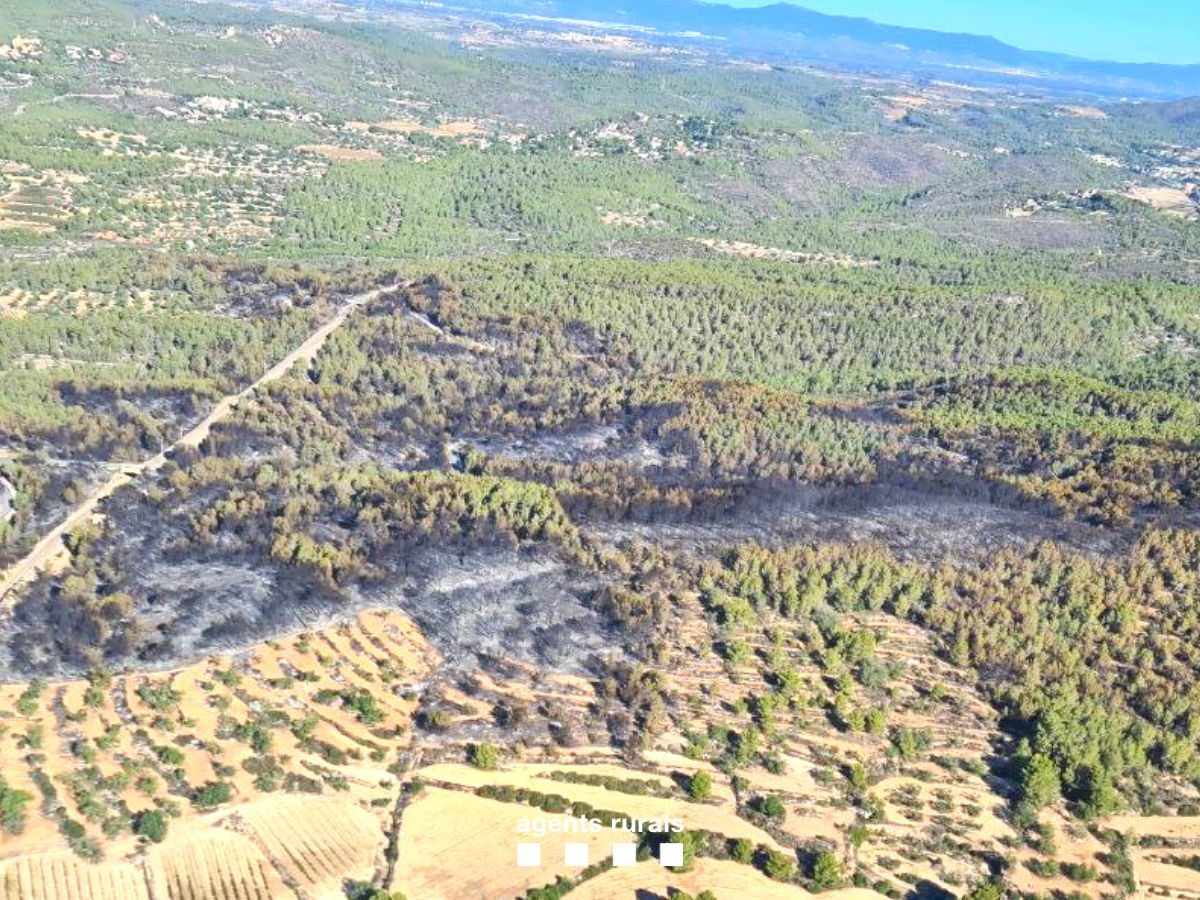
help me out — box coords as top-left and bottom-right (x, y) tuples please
(703, 0), (1200, 66)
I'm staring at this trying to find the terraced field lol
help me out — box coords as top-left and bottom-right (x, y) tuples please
(238, 798), (381, 895)
(0, 853), (151, 900)
(0, 601), (1193, 898)
(144, 831), (286, 900)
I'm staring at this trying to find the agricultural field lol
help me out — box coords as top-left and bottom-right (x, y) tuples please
(1, 0), (1200, 898)
(0, 603), (1197, 899)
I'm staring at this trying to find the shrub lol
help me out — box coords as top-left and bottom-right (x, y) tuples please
(756, 794), (786, 820)
(763, 849), (796, 881)
(0, 778), (33, 834)
(134, 810), (167, 843)
(192, 781), (233, 808)
(963, 881), (1005, 900)
(810, 850), (843, 889)
(848, 763), (868, 792)
(730, 838), (754, 864)
(16, 679), (45, 716)
(470, 743), (499, 770)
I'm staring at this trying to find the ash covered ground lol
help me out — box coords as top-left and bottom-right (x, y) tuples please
(0, 289), (1163, 681)
(0, 417), (1132, 681)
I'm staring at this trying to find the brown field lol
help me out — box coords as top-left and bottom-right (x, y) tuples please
(1060, 105), (1108, 119)
(376, 117), (484, 138)
(415, 762), (782, 849)
(0, 853), (150, 900)
(571, 858), (890, 900)
(598, 207), (658, 228)
(0, 163), (81, 234)
(143, 829), (291, 900)
(296, 144), (384, 162)
(694, 238), (876, 268)
(1133, 850), (1200, 897)
(1123, 185), (1198, 217)
(236, 797), (382, 894)
(878, 95), (928, 121)
(0, 610), (433, 895)
(1106, 814), (1200, 839)
(0, 287), (160, 316)
(392, 786), (631, 899)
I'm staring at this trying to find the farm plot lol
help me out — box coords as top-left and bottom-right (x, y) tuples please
(0, 164), (78, 234)
(236, 796), (382, 895)
(0, 852), (149, 900)
(144, 829), (291, 900)
(569, 858), (890, 900)
(391, 786), (629, 900)
(415, 762), (781, 849)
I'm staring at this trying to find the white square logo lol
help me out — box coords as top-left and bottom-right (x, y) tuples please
(564, 842), (589, 867)
(517, 843), (542, 867)
(612, 842), (638, 867)
(659, 842), (684, 867)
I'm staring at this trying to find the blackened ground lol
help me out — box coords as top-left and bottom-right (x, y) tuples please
(0, 530), (615, 681)
(583, 479), (1129, 562)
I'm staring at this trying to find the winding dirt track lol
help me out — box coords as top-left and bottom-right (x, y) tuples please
(0, 286), (390, 604)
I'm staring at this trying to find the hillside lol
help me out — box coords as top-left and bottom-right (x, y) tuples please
(357, 0), (1200, 99)
(1, 0), (1200, 898)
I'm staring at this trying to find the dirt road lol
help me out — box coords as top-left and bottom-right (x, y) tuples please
(0, 286), (390, 603)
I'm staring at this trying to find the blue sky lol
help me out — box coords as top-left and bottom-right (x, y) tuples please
(712, 1), (1197, 65)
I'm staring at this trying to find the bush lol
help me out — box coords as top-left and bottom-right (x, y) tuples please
(1061, 861), (1098, 882)
(1025, 858), (1059, 877)
(763, 849), (796, 881)
(16, 679), (45, 716)
(756, 794), (786, 820)
(810, 850), (843, 889)
(345, 882), (408, 900)
(848, 763), (868, 792)
(0, 778), (32, 834)
(470, 743), (499, 770)
(963, 881), (1005, 900)
(343, 690), (383, 725)
(730, 838), (754, 864)
(689, 770), (712, 801)
(192, 781), (233, 808)
(137, 681), (181, 712)
(134, 810), (167, 843)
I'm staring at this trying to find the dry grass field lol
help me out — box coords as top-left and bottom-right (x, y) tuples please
(570, 859), (890, 900)
(375, 118), (484, 139)
(296, 145), (385, 162)
(0, 163), (79, 234)
(415, 762), (782, 849)
(236, 797), (382, 894)
(391, 786), (633, 899)
(1122, 185), (1199, 218)
(143, 829), (290, 900)
(0, 851), (152, 900)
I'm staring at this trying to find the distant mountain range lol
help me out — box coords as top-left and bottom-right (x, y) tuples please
(375, 0), (1200, 100)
